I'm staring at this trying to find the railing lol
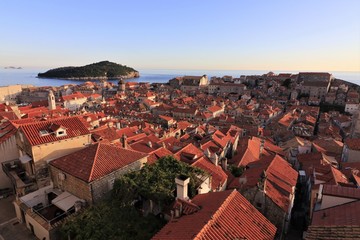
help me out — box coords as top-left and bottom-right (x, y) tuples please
(31, 204), (72, 228)
(2, 160), (37, 196)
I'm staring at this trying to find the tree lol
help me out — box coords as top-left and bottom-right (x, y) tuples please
(112, 156), (206, 205)
(61, 156), (206, 240)
(229, 165), (245, 177)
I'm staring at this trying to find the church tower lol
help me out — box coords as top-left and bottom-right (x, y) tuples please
(117, 78), (126, 94)
(48, 90), (56, 110)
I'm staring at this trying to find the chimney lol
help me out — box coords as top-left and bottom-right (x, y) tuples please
(147, 141), (153, 148)
(175, 175), (190, 200)
(116, 122), (121, 130)
(121, 134), (127, 149)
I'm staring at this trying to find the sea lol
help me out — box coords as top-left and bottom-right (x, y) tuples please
(0, 68), (360, 87)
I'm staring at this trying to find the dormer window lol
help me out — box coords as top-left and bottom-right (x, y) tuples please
(39, 130), (50, 136)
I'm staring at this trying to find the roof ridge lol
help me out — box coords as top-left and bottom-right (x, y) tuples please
(88, 143), (101, 182)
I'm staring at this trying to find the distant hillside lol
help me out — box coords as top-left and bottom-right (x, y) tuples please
(38, 61), (139, 80)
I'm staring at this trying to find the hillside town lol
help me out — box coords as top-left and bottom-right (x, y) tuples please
(0, 71), (360, 240)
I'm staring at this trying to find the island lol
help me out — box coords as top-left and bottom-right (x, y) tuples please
(37, 61), (139, 80)
(4, 66), (22, 69)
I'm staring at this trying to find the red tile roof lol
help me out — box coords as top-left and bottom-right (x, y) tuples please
(90, 125), (121, 142)
(305, 225), (360, 240)
(129, 137), (160, 153)
(0, 111), (20, 120)
(322, 184), (360, 199)
(192, 157), (228, 191)
(311, 200), (360, 226)
(61, 92), (86, 101)
(147, 147), (173, 165)
(0, 119), (17, 144)
(207, 105), (223, 113)
(152, 190), (276, 240)
(237, 155), (298, 212)
(174, 143), (204, 164)
(20, 116), (90, 146)
(50, 142), (148, 182)
(345, 138), (360, 150)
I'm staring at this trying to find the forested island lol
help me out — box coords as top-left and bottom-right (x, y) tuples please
(37, 61), (139, 80)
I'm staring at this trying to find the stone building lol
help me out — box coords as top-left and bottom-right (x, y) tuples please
(299, 72), (332, 99)
(11, 117), (91, 195)
(234, 155), (298, 238)
(49, 142), (148, 204)
(342, 138), (360, 163)
(0, 119), (19, 188)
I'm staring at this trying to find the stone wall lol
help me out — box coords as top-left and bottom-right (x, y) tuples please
(0, 85), (23, 102)
(241, 187), (287, 238)
(16, 130), (92, 188)
(50, 166), (92, 203)
(50, 157), (147, 204)
(90, 157), (146, 204)
(0, 134), (19, 188)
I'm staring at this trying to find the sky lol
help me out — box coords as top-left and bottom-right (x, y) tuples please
(1, 0), (360, 72)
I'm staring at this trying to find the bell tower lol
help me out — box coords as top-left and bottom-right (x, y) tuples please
(48, 90), (56, 110)
(117, 78), (125, 94)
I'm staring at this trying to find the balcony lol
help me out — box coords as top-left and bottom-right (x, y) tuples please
(2, 159), (37, 195)
(19, 187), (84, 230)
(29, 204), (70, 229)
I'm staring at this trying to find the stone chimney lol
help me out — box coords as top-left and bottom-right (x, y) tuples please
(121, 134), (127, 149)
(175, 175), (190, 200)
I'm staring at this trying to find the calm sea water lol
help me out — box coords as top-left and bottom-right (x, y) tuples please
(0, 68), (359, 87)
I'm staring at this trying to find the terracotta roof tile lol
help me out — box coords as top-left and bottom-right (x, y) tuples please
(322, 184), (360, 199)
(175, 143), (204, 164)
(312, 201), (360, 226)
(192, 157), (228, 191)
(147, 147), (173, 165)
(0, 119), (17, 144)
(20, 116), (90, 146)
(306, 225), (360, 240)
(91, 125), (121, 142)
(345, 138), (360, 150)
(50, 142), (147, 182)
(153, 190), (276, 240)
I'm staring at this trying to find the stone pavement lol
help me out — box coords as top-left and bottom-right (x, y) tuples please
(0, 196), (35, 240)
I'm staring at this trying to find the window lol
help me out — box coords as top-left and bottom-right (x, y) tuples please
(39, 130), (49, 136)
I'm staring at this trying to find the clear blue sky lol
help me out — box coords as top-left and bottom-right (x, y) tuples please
(1, 0), (359, 71)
